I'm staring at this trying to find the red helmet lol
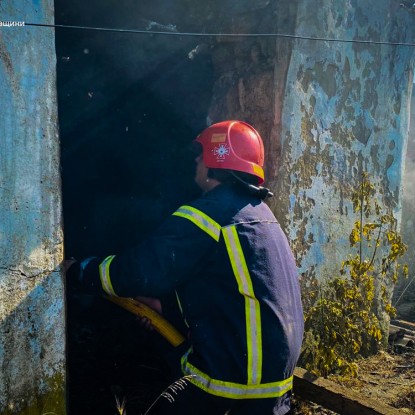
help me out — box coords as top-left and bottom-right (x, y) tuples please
(194, 120), (265, 184)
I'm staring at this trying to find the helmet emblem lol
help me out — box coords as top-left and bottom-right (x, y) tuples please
(213, 144), (230, 160)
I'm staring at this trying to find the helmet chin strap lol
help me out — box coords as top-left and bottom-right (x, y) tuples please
(230, 172), (274, 200)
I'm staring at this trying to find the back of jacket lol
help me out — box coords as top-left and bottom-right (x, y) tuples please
(173, 184), (304, 396)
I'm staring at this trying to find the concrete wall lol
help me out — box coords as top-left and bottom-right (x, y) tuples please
(272, 0), (415, 280)
(0, 1), (65, 414)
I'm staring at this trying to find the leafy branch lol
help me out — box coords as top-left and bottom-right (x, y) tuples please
(300, 173), (408, 377)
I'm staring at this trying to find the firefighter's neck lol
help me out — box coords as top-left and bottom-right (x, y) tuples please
(195, 156), (220, 192)
(201, 178), (221, 193)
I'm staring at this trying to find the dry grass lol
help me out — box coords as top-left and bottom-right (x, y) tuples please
(328, 349), (415, 413)
(115, 396), (127, 415)
(394, 383), (415, 414)
(143, 375), (194, 415)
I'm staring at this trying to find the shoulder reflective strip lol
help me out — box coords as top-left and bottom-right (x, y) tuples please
(99, 255), (118, 296)
(222, 225), (262, 385)
(172, 205), (221, 241)
(181, 352), (293, 399)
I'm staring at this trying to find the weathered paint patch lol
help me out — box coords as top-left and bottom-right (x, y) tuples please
(0, 0), (65, 413)
(274, 0), (415, 285)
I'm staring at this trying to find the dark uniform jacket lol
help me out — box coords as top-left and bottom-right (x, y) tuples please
(80, 184), (304, 411)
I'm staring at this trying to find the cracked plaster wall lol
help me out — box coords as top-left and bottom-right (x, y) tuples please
(271, 0), (415, 281)
(0, 1), (65, 414)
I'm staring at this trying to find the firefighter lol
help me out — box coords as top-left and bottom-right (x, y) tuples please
(68, 120), (304, 415)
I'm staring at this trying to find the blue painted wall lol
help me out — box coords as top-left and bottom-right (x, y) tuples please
(273, 0), (415, 282)
(0, 1), (65, 413)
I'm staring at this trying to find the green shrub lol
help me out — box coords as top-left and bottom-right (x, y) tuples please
(300, 173), (408, 377)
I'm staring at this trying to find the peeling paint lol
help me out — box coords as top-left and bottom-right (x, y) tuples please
(274, 0), (415, 287)
(0, 0), (65, 413)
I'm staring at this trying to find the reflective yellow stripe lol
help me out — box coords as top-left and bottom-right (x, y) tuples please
(99, 255), (117, 296)
(181, 351), (292, 399)
(222, 225), (262, 385)
(172, 205), (221, 241)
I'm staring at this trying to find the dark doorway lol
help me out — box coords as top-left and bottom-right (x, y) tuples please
(55, 2), (214, 413)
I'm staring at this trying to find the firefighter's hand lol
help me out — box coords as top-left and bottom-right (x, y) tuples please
(135, 296), (162, 331)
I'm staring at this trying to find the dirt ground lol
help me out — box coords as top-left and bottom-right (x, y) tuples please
(291, 348), (415, 415)
(338, 349), (415, 413)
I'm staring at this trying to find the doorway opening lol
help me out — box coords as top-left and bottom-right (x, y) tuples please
(55, 2), (214, 413)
